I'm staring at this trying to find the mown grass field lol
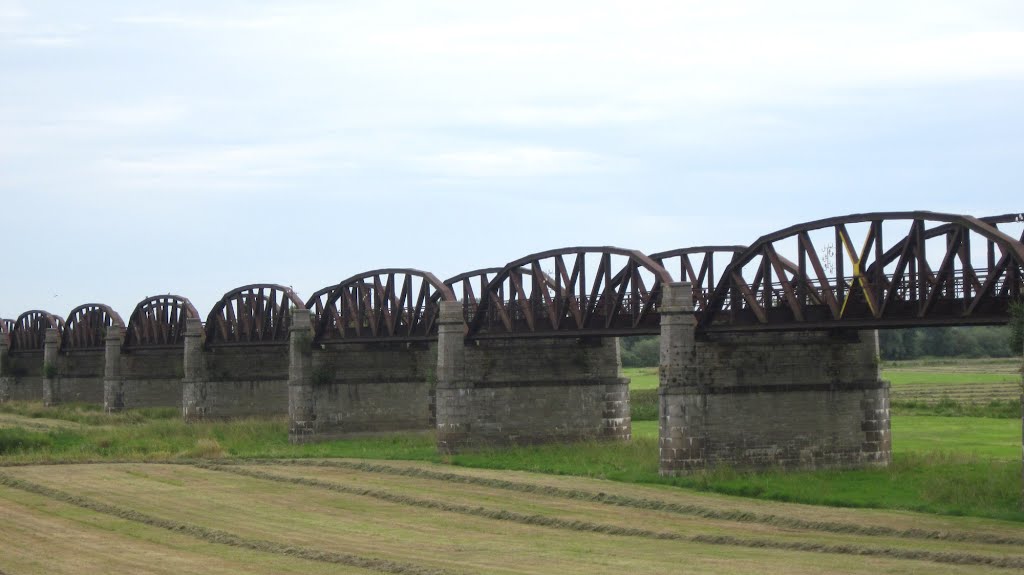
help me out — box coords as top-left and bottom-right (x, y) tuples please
(3, 459), (1024, 574)
(0, 357), (1021, 573)
(881, 358), (1022, 419)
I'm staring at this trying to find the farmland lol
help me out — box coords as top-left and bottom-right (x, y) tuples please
(3, 458), (1024, 574)
(884, 358), (1022, 408)
(0, 357), (1021, 573)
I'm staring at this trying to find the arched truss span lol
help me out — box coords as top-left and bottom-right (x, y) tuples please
(310, 269), (455, 343)
(124, 295), (200, 349)
(304, 286), (335, 322)
(62, 304), (125, 351)
(651, 246), (748, 312)
(9, 310), (64, 352)
(206, 284), (305, 346)
(466, 247), (673, 338)
(441, 267), (560, 324)
(698, 211), (1024, 332)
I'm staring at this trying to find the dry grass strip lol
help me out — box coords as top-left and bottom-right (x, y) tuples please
(200, 463), (1024, 570)
(0, 472), (454, 575)
(237, 458), (1024, 546)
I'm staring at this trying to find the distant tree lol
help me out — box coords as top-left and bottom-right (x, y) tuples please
(879, 329), (921, 360)
(620, 336), (659, 367)
(1010, 300), (1024, 356)
(880, 325), (1013, 360)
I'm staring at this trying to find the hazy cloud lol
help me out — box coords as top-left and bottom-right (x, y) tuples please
(0, 0), (1021, 317)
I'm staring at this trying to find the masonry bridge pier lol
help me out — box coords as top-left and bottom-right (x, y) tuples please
(1, 211), (1022, 475)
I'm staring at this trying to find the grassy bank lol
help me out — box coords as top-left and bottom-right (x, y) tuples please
(452, 419), (1023, 522)
(0, 402), (436, 463)
(0, 400), (1020, 522)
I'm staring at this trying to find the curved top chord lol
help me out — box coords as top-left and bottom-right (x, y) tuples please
(651, 246), (747, 312)
(304, 285), (335, 321)
(466, 246), (673, 338)
(699, 211), (1024, 332)
(10, 310), (64, 352)
(980, 214), (1024, 242)
(62, 304), (125, 351)
(443, 268), (504, 305)
(206, 284), (305, 347)
(124, 295), (200, 348)
(442, 267), (561, 325)
(312, 269), (454, 343)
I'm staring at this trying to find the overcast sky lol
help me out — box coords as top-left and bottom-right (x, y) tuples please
(1, 0), (1022, 320)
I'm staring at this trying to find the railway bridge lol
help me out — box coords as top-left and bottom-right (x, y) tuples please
(0, 211), (1021, 474)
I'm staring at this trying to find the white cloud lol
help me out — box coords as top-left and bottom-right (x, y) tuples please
(169, 1), (1024, 113)
(114, 14), (274, 31)
(96, 141), (352, 192)
(0, 0), (1022, 320)
(0, 1), (85, 47)
(414, 146), (624, 179)
(86, 101), (188, 128)
(10, 33), (75, 46)
(457, 104), (662, 128)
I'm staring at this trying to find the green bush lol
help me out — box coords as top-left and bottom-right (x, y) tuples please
(630, 389), (658, 421)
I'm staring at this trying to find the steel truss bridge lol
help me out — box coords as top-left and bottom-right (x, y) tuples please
(3, 211), (1022, 351)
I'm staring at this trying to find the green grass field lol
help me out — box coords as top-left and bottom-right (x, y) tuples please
(624, 367), (659, 390)
(629, 417), (1022, 460)
(886, 371), (1021, 386)
(5, 460), (1024, 574)
(1, 358), (1023, 573)
(1, 401), (1019, 522)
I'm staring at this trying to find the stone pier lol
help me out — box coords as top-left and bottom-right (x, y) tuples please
(288, 308), (439, 443)
(1, 346), (43, 402)
(0, 334), (9, 402)
(181, 318), (208, 421)
(287, 309), (316, 441)
(436, 301), (630, 453)
(182, 317), (293, 421)
(103, 325), (125, 412)
(659, 282), (891, 474)
(115, 346), (186, 411)
(41, 328), (61, 406)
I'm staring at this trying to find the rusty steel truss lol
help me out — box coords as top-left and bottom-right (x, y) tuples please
(441, 267), (560, 326)
(205, 284), (305, 347)
(4, 211), (1022, 345)
(651, 246), (747, 313)
(124, 295), (200, 349)
(309, 269), (454, 343)
(61, 304), (125, 351)
(466, 247), (673, 338)
(441, 268), (503, 322)
(698, 212), (1024, 332)
(8, 310), (64, 352)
